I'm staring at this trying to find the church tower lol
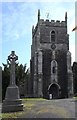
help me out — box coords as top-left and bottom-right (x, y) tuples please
(30, 10), (73, 99)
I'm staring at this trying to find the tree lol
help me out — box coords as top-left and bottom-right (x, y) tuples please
(15, 63), (29, 86)
(2, 63), (10, 100)
(72, 62), (77, 94)
(2, 62), (30, 100)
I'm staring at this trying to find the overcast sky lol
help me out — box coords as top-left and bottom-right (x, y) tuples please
(1, 1), (76, 68)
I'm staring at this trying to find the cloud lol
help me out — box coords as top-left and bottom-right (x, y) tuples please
(2, 3), (29, 42)
(2, 2), (40, 42)
(2, 2), (76, 67)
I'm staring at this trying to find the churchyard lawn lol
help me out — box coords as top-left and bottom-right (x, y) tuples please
(0, 98), (76, 119)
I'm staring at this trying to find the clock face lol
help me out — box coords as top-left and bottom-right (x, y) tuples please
(51, 44), (56, 50)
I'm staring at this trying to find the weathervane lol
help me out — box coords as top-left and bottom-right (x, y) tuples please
(46, 12), (49, 19)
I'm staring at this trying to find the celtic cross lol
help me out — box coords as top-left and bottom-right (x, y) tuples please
(8, 51), (18, 85)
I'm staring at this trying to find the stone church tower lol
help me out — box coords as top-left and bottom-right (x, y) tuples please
(30, 10), (73, 99)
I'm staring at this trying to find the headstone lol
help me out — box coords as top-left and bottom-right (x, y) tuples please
(2, 51), (23, 113)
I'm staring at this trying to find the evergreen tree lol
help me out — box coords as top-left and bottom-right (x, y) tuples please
(2, 62), (30, 100)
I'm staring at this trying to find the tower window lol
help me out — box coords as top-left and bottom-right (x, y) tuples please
(51, 31), (55, 42)
(52, 66), (56, 73)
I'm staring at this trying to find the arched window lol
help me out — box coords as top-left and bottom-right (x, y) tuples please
(52, 66), (56, 73)
(51, 31), (55, 42)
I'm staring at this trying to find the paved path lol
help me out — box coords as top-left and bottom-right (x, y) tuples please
(20, 98), (76, 118)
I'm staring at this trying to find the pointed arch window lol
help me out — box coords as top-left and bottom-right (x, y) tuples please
(52, 66), (56, 73)
(51, 31), (55, 42)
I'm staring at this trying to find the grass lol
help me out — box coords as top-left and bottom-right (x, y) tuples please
(22, 98), (46, 101)
(0, 98), (46, 119)
(1, 111), (23, 119)
(0, 98), (75, 119)
(73, 96), (77, 99)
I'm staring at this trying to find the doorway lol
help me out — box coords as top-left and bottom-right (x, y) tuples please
(48, 83), (60, 99)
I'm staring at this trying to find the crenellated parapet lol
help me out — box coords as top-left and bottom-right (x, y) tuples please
(32, 19), (67, 38)
(39, 19), (66, 27)
(32, 10), (67, 38)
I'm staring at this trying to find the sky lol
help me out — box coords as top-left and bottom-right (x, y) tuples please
(1, 1), (77, 69)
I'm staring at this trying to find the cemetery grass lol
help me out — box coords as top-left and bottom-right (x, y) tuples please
(1, 97), (75, 119)
(1, 98), (46, 119)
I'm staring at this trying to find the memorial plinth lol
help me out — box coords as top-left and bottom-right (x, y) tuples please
(2, 51), (23, 113)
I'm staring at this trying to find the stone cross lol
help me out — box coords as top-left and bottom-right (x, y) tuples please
(8, 51), (18, 85)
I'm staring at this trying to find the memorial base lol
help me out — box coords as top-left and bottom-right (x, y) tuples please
(2, 85), (23, 113)
(2, 99), (23, 113)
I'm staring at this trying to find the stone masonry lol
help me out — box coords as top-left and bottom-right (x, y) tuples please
(30, 10), (73, 99)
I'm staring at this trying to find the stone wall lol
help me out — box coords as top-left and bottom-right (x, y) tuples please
(30, 11), (73, 99)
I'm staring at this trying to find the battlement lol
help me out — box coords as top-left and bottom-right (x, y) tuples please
(32, 10), (67, 37)
(32, 19), (66, 37)
(39, 19), (66, 27)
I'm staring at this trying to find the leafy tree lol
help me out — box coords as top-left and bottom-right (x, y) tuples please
(72, 62), (77, 94)
(2, 62), (30, 100)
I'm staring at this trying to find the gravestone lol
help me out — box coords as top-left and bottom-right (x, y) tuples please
(2, 51), (23, 113)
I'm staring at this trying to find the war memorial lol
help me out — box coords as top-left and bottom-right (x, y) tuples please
(2, 51), (23, 113)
